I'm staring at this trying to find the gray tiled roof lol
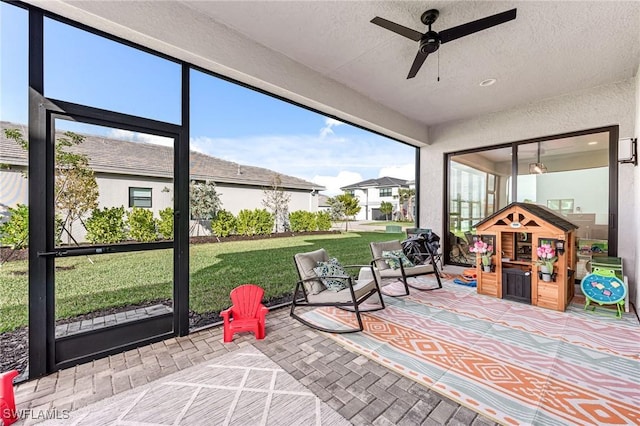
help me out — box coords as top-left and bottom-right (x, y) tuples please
(474, 202), (578, 232)
(0, 122), (324, 191)
(340, 176), (410, 190)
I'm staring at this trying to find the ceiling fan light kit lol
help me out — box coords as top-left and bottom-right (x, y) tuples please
(371, 8), (517, 79)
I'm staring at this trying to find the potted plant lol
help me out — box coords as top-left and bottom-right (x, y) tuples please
(470, 240), (493, 272)
(536, 243), (557, 282)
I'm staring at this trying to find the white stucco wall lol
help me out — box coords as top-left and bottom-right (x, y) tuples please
(420, 79), (637, 305)
(217, 185), (316, 215)
(633, 64), (640, 312)
(350, 187), (403, 221)
(98, 174), (174, 216)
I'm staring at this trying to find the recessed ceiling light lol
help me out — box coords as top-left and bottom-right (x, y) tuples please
(588, 141), (598, 145)
(479, 78), (497, 87)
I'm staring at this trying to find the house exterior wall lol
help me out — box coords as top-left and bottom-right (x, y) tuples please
(217, 184), (317, 215)
(420, 78), (637, 310)
(350, 187), (402, 220)
(0, 170), (318, 243)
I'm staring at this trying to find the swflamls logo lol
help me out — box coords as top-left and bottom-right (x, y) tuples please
(2, 408), (71, 420)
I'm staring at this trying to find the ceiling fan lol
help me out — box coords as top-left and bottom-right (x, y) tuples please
(371, 8), (517, 79)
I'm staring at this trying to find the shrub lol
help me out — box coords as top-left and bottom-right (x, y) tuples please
(0, 204), (29, 249)
(157, 207), (174, 240)
(236, 209), (273, 236)
(316, 211), (332, 231)
(127, 207), (157, 242)
(289, 210), (317, 232)
(211, 210), (236, 237)
(254, 209), (274, 235)
(85, 206), (127, 244)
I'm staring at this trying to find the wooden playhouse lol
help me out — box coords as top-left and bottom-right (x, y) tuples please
(472, 202), (578, 311)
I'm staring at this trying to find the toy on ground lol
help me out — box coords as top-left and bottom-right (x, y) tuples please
(0, 370), (19, 426)
(580, 266), (626, 318)
(453, 268), (478, 287)
(220, 284), (268, 342)
(454, 277), (477, 287)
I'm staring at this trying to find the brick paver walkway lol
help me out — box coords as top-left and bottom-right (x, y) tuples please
(15, 308), (497, 425)
(55, 304), (172, 337)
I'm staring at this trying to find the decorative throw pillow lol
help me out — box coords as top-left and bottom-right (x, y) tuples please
(382, 250), (414, 270)
(313, 258), (348, 292)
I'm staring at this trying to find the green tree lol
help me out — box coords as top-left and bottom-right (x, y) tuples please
(3, 129), (99, 245)
(379, 201), (393, 220)
(190, 180), (222, 236)
(327, 193), (361, 231)
(262, 174), (291, 233)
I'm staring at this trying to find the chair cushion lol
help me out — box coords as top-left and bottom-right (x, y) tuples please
(370, 240), (404, 270)
(307, 278), (375, 303)
(379, 263), (435, 279)
(313, 258), (348, 292)
(294, 249), (329, 295)
(381, 249), (414, 270)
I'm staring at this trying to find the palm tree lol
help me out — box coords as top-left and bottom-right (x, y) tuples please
(379, 201), (393, 220)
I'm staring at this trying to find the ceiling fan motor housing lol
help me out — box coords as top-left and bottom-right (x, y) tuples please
(420, 31), (440, 54)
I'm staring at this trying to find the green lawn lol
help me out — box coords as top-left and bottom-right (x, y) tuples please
(0, 232), (404, 332)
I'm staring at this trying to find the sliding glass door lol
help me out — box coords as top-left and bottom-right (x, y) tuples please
(447, 147), (511, 264)
(446, 128), (617, 268)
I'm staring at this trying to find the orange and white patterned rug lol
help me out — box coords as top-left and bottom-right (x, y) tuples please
(303, 277), (640, 425)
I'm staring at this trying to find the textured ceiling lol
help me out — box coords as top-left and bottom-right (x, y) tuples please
(25, 1), (640, 141)
(184, 0), (640, 124)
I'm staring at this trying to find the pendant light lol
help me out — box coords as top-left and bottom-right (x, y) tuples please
(529, 143), (547, 174)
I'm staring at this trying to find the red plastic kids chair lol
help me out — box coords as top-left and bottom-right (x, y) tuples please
(220, 284), (268, 343)
(1, 370), (19, 426)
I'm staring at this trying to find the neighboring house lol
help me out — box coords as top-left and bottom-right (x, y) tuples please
(0, 122), (325, 242)
(317, 194), (331, 213)
(340, 177), (413, 221)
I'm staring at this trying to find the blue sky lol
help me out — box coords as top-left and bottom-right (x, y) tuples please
(1, 3), (415, 195)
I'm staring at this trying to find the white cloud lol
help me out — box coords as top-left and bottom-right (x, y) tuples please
(378, 163), (415, 181)
(108, 129), (174, 147)
(313, 171), (363, 196)
(319, 117), (344, 138)
(187, 132), (415, 190)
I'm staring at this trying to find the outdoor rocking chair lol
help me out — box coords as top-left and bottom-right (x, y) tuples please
(291, 248), (385, 333)
(370, 240), (443, 296)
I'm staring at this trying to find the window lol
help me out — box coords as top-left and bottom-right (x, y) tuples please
(129, 187), (152, 207)
(345, 189), (354, 196)
(547, 199), (574, 216)
(379, 188), (392, 197)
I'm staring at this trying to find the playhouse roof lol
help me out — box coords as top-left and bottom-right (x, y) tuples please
(474, 202), (578, 232)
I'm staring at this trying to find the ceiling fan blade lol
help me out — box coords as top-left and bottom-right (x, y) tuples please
(371, 16), (423, 41)
(439, 8), (516, 44)
(407, 51), (429, 79)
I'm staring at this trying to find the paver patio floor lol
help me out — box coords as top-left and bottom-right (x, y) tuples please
(13, 307), (494, 425)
